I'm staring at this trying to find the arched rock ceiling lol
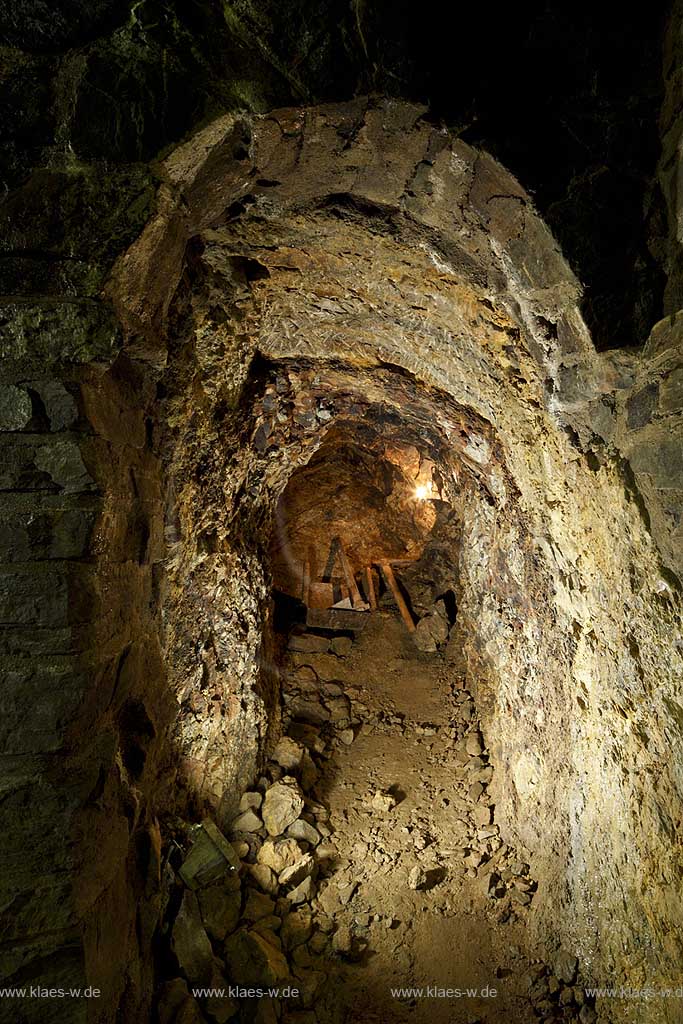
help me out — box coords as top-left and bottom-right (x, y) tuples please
(111, 96), (598, 428)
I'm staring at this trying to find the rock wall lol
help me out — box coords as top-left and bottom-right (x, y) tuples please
(0, 85), (682, 1024)
(105, 99), (683, 1022)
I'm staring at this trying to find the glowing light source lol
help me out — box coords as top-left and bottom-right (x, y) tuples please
(414, 484), (431, 500)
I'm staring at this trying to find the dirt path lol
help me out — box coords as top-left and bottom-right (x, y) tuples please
(161, 609), (598, 1024)
(294, 612), (540, 1024)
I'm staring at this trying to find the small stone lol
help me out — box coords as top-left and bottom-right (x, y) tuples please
(223, 928), (289, 987)
(330, 636), (353, 657)
(279, 854), (315, 889)
(239, 791), (263, 813)
(300, 750), (319, 791)
(197, 878), (242, 941)
(281, 909), (313, 950)
(233, 841), (250, 859)
(468, 782), (484, 801)
(309, 932), (328, 954)
(339, 728), (355, 745)
(287, 875), (316, 904)
(35, 381), (79, 431)
(413, 606), (449, 652)
(408, 866), (427, 890)
(510, 888), (531, 906)
(288, 722), (324, 751)
(252, 914), (282, 935)
(337, 880), (358, 905)
(554, 950), (578, 984)
(262, 779), (305, 836)
(370, 790), (397, 813)
(288, 633), (330, 653)
(466, 731), (484, 756)
(325, 694), (352, 723)
(315, 842), (337, 864)
(231, 808), (263, 833)
(258, 838), (303, 874)
(171, 891), (213, 985)
(473, 804), (492, 826)
(203, 962), (238, 1024)
(331, 925), (353, 954)
(249, 863), (278, 894)
(559, 986), (575, 1006)
(288, 697), (331, 725)
(579, 1007), (597, 1024)
(271, 737), (304, 771)
(286, 819), (321, 846)
(243, 890), (276, 921)
(157, 979), (194, 1024)
(291, 943), (312, 968)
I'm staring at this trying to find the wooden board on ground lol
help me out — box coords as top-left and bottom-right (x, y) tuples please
(306, 607), (370, 632)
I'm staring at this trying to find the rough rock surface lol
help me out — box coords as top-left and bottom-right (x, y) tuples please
(1, 85), (682, 1024)
(152, 613), (606, 1024)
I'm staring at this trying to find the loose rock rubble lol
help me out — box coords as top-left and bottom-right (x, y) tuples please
(154, 611), (603, 1024)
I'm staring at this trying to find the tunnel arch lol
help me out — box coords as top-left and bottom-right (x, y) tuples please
(86, 97), (683, 1020)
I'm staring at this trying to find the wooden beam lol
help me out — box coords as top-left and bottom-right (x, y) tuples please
(302, 559), (311, 606)
(364, 565), (377, 610)
(337, 540), (365, 609)
(379, 562), (415, 632)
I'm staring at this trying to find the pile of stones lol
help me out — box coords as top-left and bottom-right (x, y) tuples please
(523, 954), (598, 1024)
(156, 701), (349, 1024)
(156, 625), (600, 1024)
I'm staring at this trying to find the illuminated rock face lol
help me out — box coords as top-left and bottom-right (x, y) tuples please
(2, 98), (682, 1022)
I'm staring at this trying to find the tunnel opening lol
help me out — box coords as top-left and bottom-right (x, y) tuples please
(269, 424), (449, 628)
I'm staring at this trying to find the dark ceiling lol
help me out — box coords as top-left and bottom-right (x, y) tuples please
(0, 0), (672, 350)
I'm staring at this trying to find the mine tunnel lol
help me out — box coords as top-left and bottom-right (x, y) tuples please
(80, 93), (680, 1022)
(3, 6), (683, 1024)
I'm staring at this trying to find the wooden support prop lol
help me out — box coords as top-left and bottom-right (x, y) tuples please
(302, 559), (311, 606)
(379, 562), (415, 632)
(337, 539), (365, 609)
(365, 565), (377, 610)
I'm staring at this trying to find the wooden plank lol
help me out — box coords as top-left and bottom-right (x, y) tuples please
(337, 540), (365, 609)
(365, 565), (377, 610)
(322, 537), (340, 581)
(307, 607), (370, 631)
(379, 562), (416, 632)
(308, 580), (334, 609)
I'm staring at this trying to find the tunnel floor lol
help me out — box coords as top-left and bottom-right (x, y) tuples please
(159, 604), (597, 1024)
(283, 610), (539, 1024)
